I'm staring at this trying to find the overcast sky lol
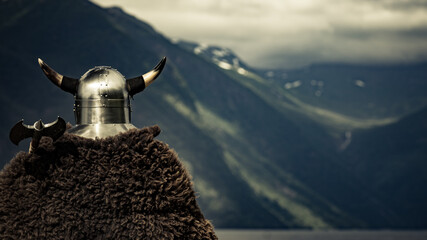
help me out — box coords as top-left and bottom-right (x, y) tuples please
(92, 0), (427, 69)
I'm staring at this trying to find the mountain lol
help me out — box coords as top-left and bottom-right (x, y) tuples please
(176, 41), (427, 228)
(177, 40), (427, 121)
(261, 63), (427, 119)
(342, 106), (427, 228)
(1, 0), (427, 229)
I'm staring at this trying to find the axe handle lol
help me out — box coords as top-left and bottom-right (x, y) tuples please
(29, 131), (42, 153)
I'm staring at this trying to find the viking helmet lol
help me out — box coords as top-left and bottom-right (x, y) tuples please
(38, 57), (166, 139)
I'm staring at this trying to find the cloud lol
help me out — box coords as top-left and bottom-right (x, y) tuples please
(92, 0), (427, 69)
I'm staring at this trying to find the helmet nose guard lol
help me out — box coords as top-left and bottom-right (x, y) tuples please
(38, 57), (167, 139)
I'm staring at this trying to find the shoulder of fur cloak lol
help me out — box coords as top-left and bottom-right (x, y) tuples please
(0, 125), (217, 240)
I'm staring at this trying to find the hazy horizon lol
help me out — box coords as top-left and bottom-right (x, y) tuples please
(91, 0), (427, 69)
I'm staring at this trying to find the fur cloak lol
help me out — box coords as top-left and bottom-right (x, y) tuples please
(0, 125), (217, 240)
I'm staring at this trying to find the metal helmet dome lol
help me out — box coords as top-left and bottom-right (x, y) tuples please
(38, 57), (166, 139)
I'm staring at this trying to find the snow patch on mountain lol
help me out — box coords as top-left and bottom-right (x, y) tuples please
(284, 80), (302, 89)
(181, 41), (252, 76)
(355, 80), (365, 87)
(194, 43), (209, 55)
(217, 61), (233, 70)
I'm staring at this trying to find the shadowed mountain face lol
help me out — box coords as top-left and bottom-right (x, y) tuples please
(342, 107), (427, 228)
(1, 0), (427, 229)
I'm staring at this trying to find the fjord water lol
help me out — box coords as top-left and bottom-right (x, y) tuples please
(216, 230), (427, 240)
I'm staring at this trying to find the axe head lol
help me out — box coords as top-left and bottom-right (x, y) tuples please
(9, 117), (67, 146)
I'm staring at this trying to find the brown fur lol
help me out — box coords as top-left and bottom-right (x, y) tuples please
(0, 125), (217, 239)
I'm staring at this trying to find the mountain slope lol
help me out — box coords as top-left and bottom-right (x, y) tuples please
(258, 63), (427, 119)
(178, 40), (427, 129)
(175, 40), (427, 228)
(343, 107), (427, 228)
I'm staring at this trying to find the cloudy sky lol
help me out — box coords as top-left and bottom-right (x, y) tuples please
(92, 0), (427, 69)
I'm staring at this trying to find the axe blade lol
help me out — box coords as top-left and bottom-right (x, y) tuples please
(9, 117), (67, 147)
(42, 117), (67, 141)
(9, 120), (35, 146)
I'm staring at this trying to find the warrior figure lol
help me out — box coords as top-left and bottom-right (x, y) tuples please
(0, 58), (217, 239)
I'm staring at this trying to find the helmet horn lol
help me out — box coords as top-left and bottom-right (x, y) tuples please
(126, 57), (166, 97)
(38, 58), (79, 94)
